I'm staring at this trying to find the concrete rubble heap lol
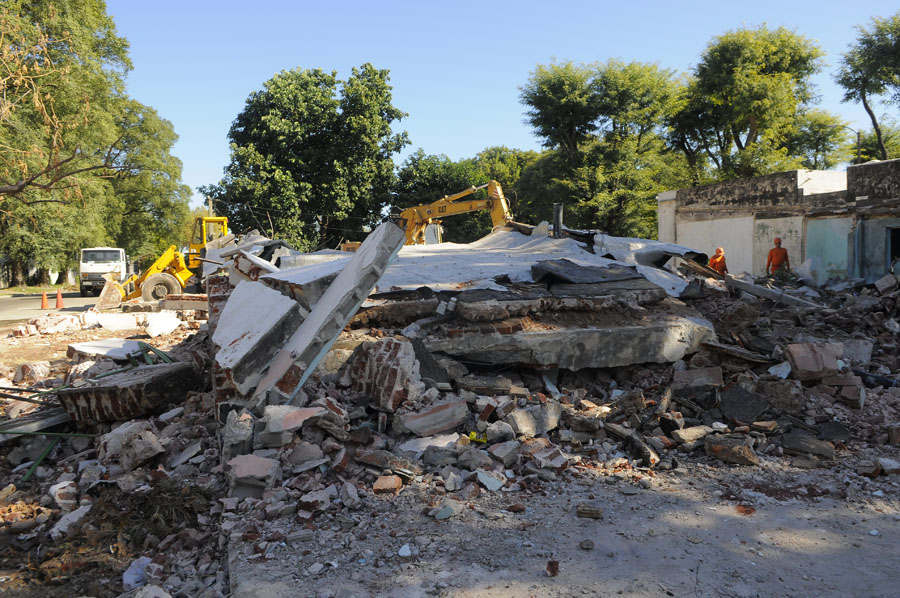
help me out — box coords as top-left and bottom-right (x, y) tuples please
(1, 221), (899, 597)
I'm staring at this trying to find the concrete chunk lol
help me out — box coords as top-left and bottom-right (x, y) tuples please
(785, 342), (842, 381)
(344, 337), (425, 412)
(704, 434), (759, 465)
(504, 401), (561, 438)
(253, 223), (406, 406)
(395, 400), (469, 436)
(671, 425), (714, 444)
(57, 362), (198, 422)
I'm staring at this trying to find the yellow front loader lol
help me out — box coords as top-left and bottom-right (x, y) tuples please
(97, 245), (194, 308)
(398, 180), (513, 245)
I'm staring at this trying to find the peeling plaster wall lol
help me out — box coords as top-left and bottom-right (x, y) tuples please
(676, 217), (754, 275)
(753, 216), (803, 277)
(849, 158), (900, 200)
(805, 217), (854, 284)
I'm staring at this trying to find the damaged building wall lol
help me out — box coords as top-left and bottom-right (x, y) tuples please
(658, 159), (900, 282)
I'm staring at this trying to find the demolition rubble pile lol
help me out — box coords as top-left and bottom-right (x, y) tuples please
(2, 222), (900, 597)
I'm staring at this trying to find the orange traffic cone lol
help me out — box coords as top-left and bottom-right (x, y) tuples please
(55, 288), (64, 309)
(40, 292), (49, 309)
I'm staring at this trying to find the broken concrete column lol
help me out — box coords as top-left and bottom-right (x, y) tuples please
(205, 274), (235, 339)
(253, 222), (406, 407)
(212, 281), (306, 396)
(57, 362), (198, 422)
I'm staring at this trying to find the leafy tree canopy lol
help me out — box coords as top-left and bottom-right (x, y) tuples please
(202, 64), (408, 251)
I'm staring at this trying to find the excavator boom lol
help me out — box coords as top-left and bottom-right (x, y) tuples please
(399, 180), (512, 245)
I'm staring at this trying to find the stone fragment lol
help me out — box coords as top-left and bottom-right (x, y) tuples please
(488, 440), (520, 467)
(457, 447), (493, 471)
(395, 400), (468, 437)
(98, 421), (165, 472)
(672, 366), (723, 390)
(144, 311), (182, 337)
(485, 421), (516, 442)
(221, 410), (254, 461)
(49, 503), (91, 540)
(755, 379), (806, 413)
(299, 485), (337, 511)
(780, 430), (835, 459)
(168, 441), (202, 469)
(576, 501), (604, 519)
(373, 475), (403, 495)
(122, 555), (152, 591)
(433, 497), (463, 520)
(671, 425), (713, 444)
(97, 313), (140, 331)
(135, 586), (173, 598)
(888, 423), (900, 446)
(785, 343), (842, 381)
(13, 361), (51, 384)
(719, 386), (769, 425)
(227, 454), (280, 498)
(263, 405), (326, 434)
(878, 457), (900, 475)
(504, 401), (561, 438)
(579, 539), (595, 550)
(48, 480), (78, 512)
(857, 461), (882, 478)
(704, 434), (759, 465)
(817, 421), (850, 443)
(874, 273), (898, 294)
(475, 469), (505, 491)
(841, 339), (874, 365)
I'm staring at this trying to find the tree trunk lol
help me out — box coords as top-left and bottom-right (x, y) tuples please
(10, 260), (25, 287)
(861, 91), (888, 161)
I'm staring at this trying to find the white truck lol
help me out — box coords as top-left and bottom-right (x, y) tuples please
(79, 247), (128, 296)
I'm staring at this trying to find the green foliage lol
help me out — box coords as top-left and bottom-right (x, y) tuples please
(837, 12), (900, 160)
(783, 110), (853, 169)
(516, 60), (689, 237)
(0, 0), (191, 281)
(857, 120), (900, 162)
(204, 64), (408, 251)
(670, 25), (826, 179)
(520, 62), (601, 166)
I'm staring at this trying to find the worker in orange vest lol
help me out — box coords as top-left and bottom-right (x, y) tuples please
(708, 247), (728, 275)
(766, 237), (790, 275)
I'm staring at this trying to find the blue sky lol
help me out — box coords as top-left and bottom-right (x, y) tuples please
(105, 0), (899, 207)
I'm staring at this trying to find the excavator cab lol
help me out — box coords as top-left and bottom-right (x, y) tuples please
(187, 216), (228, 271)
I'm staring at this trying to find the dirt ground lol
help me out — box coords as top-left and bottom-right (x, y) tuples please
(226, 448), (900, 598)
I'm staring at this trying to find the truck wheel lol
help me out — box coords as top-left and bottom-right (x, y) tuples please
(80, 286), (88, 297)
(141, 273), (181, 301)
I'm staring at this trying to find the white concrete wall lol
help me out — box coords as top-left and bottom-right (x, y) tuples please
(656, 191), (677, 243)
(798, 170), (847, 195)
(752, 216), (804, 276)
(676, 216), (754, 275)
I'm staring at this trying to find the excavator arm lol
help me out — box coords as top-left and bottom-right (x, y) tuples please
(398, 180), (512, 245)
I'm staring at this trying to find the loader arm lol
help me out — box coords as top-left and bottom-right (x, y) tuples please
(399, 180), (513, 245)
(120, 245), (192, 301)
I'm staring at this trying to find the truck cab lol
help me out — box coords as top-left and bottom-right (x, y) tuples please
(79, 247), (127, 296)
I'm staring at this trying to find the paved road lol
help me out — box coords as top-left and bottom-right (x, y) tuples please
(0, 292), (96, 323)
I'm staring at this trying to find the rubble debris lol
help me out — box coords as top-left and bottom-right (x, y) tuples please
(57, 362), (199, 422)
(785, 342), (842, 381)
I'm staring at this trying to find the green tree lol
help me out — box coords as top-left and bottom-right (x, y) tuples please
(516, 60), (687, 236)
(203, 64), (408, 251)
(520, 62), (601, 166)
(836, 12), (900, 160)
(782, 109), (850, 169)
(670, 25), (825, 179)
(0, 1), (191, 284)
(857, 120), (900, 162)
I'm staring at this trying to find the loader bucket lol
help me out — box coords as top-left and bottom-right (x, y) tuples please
(96, 274), (125, 310)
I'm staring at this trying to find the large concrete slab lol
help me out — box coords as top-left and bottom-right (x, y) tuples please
(252, 223), (406, 407)
(422, 302), (715, 370)
(212, 281), (306, 396)
(260, 258), (351, 311)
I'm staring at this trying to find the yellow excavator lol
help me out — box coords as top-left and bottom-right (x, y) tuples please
(97, 216), (229, 307)
(398, 180), (513, 245)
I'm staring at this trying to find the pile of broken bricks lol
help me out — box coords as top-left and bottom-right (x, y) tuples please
(2, 221), (900, 597)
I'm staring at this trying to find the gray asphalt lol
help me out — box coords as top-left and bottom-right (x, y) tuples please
(0, 292), (97, 323)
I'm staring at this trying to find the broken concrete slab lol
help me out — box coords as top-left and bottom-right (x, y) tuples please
(394, 399), (469, 437)
(260, 257), (351, 312)
(874, 273), (898, 294)
(488, 440), (520, 467)
(671, 425), (714, 444)
(785, 342), (842, 381)
(423, 301), (715, 370)
(97, 312), (141, 331)
(673, 366), (723, 390)
(262, 405), (327, 434)
(160, 293), (209, 312)
(98, 421), (165, 472)
(67, 339), (143, 362)
(212, 281), (305, 396)
(755, 379), (806, 413)
(253, 222), (406, 406)
(145, 310), (182, 337)
(57, 362), (198, 422)
(780, 430), (835, 459)
(227, 454), (281, 498)
(504, 402), (561, 438)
